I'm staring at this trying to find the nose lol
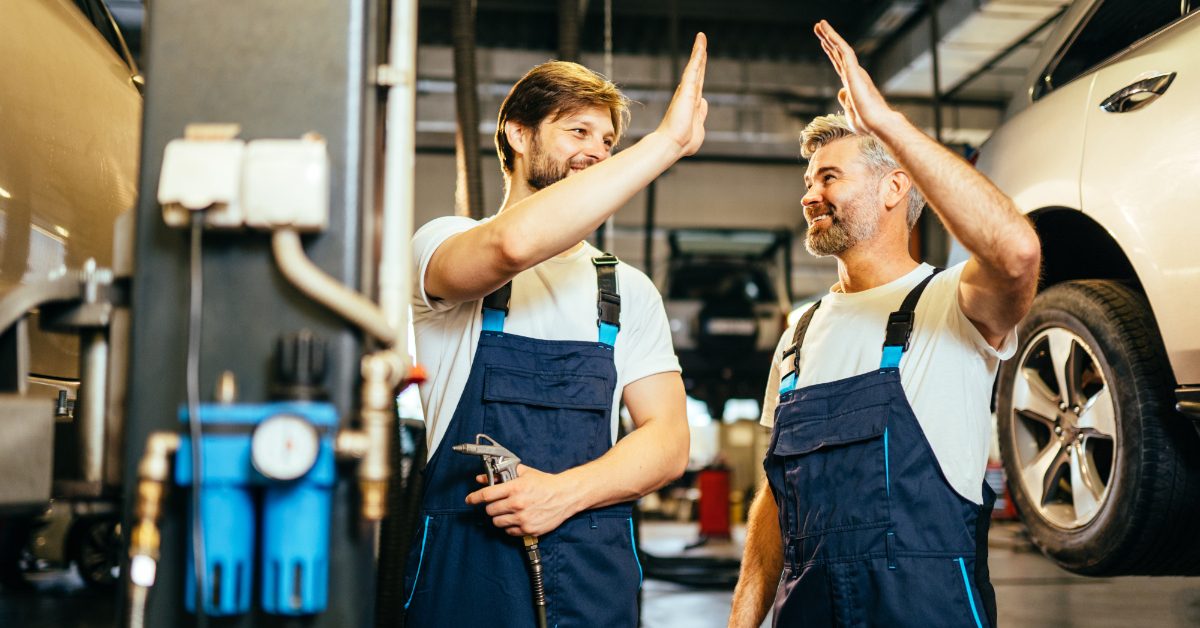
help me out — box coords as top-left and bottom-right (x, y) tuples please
(801, 185), (821, 209)
(584, 137), (610, 163)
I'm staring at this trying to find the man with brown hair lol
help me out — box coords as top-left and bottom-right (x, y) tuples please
(728, 22), (1039, 627)
(402, 36), (709, 626)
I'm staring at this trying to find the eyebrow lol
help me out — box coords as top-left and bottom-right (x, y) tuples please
(804, 165), (843, 186)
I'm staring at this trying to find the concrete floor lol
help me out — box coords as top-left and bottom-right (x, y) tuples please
(2, 521), (1198, 626)
(639, 521), (1200, 628)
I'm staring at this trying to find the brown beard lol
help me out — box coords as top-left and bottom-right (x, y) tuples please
(525, 132), (572, 191)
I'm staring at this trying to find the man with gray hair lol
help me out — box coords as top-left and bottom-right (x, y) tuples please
(729, 21), (1039, 628)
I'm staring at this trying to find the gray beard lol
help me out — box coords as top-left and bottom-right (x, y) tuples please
(804, 196), (882, 256)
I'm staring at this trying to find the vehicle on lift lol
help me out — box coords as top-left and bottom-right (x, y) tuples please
(661, 229), (793, 418)
(0, 0), (142, 589)
(977, 0), (1200, 576)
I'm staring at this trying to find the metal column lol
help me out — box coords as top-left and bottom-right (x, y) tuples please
(123, 1), (379, 625)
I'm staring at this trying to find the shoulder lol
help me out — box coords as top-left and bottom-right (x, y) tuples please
(615, 260), (661, 298)
(413, 215), (481, 244)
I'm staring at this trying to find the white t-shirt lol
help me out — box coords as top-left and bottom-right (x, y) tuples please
(412, 216), (681, 458)
(759, 262), (1017, 504)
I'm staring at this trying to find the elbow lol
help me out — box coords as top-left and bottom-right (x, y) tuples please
(667, 424), (690, 482)
(494, 224), (535, 273)
(1001, 224), (1042, 282)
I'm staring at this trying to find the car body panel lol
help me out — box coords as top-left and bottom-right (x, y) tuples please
(1079, 12), (1200, 384)
(0, 0), (141, 380)
(978, 1), (1200, 387)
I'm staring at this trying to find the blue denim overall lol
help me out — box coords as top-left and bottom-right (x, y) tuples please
(402, 255), (642, 627)
(765, 269), (998, 627)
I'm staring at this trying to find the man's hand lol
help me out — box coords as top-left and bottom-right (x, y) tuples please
(465, 465), (580, 537)
(814, 20), (899, 137)
(655, 33), (709, 157)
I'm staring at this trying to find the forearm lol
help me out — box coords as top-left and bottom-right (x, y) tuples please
(729, 484), (783, 628)
(426, 132), (684, 303)
(872, 112), (1040, 276)
(559, 410), (689, 514)
(495, 131), (683, 266)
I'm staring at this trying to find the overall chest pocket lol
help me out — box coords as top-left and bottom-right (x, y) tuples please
(481, 365), (612, 473)
(770, 403), (892, 538)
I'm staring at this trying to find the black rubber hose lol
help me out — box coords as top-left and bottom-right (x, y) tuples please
(375, 419), (427, 627)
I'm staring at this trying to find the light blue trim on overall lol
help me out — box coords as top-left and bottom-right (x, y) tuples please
(883, 428), (890, 496)
(629, 517), (644, 586)
(404, 516), (432, 610)
(780, 371), (797, 395)
(880, 345), (904, 369)
(957, 556), (984, 628)
(599, 322), (619, 347)
(482, 309), (506, 332)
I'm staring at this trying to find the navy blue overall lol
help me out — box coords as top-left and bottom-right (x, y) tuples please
(402, 255), (642, 627)
(765, 269), (998, 628)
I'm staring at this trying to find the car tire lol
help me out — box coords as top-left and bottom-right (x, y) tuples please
(996, 280), (1200, 576)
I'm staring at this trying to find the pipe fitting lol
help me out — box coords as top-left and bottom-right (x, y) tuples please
(355, 350), (405, 521)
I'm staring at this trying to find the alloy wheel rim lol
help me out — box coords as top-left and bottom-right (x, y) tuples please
(1009, 327), (1116, 529)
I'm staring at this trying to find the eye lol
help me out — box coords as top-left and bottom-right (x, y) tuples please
(823, 174), (836, 184)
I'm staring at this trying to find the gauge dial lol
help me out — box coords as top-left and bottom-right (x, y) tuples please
(251, 414), (320, 480)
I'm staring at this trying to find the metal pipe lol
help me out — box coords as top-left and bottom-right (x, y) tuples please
(127, 431), (181, 628)
(927, 0), (944, 144)
(558, 0), (581, 62)
(76, 328), (109, 485)
(271, 229), (399, 347)
(452, 0), (484, 219)
(379, 0), (419, 342)
(356, 350), (404, 521)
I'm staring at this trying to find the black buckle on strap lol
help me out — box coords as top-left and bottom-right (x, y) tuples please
(883, 310), (915, 350)
(592, 255), (619, 266)
(597, 290), (621, 328)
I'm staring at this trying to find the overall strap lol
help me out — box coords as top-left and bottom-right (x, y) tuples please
(481, 282), (512, 332)
(879, 267), (943, 369)
(779, 300), (822, 395)
(593, 254), (621, 346)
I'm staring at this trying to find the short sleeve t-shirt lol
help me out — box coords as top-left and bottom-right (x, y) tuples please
(411, 216), (681, 458)
(759, 262), (1017, 504)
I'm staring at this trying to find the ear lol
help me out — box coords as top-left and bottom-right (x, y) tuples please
(505, 121), (532, 159)
(880, 169), (911, 213)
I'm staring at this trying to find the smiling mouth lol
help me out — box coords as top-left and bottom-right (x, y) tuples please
(809, 214), (831, 225)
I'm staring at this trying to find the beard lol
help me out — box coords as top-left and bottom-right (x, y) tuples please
(804, 191), (882, 256)
(525, 133), (597, 190)
(525, 134), (572, 191)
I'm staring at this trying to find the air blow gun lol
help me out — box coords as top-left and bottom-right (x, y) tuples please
(453, 434), (548, 628)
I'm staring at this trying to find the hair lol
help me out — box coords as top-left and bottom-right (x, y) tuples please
(799, 114), (925, 230)
(494, 61), (631, 177)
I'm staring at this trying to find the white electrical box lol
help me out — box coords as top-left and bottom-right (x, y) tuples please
(242, 139), (330, 232)
(158, 139), (246, 228)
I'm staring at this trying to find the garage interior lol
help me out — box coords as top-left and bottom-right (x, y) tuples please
(2, 0), (1199, 627)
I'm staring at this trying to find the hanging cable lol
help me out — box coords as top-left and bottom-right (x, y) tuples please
(187, 213), (208, 628)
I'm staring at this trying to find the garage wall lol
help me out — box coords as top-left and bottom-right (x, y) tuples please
(413, 152), (839, 300)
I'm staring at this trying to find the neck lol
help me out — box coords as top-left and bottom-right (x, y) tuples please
(499, 175), (536, 214)
(832, 235), (919, 294)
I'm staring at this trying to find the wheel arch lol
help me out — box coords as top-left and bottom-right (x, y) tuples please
(1030, 208), (1141, 291)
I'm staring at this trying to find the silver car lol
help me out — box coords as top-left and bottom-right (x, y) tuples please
(979, 0), (1200, 576)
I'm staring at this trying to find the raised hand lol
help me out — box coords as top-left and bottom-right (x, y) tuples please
(656, 32), (709, 157)
(814, 20), (897, 137)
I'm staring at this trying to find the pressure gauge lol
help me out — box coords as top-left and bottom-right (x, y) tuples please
(251, 414), (321, 480)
